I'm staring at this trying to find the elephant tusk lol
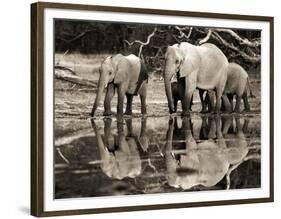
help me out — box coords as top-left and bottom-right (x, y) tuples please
(170, 74), (177, 82)
(104, 84), (108, 89)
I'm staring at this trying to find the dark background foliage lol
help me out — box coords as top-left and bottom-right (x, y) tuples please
(55, 19), (261, 72)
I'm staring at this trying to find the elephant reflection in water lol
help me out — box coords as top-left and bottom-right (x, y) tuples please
(91, 118), (148, 180)
(165, 115), (249, 190)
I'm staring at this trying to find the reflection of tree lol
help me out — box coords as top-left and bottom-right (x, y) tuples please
(56, 148), (70, 165)
(226, 153), (260, 189)
(164, 115), (258, 190)
(221, 116), (261, 189)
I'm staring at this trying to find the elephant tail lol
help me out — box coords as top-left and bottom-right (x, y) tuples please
(247, 77), (255, 98)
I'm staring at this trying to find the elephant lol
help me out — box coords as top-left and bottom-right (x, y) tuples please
(201, 63), (254, 113)
(91, 54), (148, 117)
(91, 118), (145, 180)
(222, 62), (254, 112)
(164, 42), (229, 115)
(171, 79), (193, 112)
(164, 115), (249, 190)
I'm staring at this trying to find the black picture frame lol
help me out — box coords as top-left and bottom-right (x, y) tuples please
(31, 1), (274, 217)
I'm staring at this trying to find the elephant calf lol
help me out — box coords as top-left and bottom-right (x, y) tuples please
(222, 62), (254, 112)
(91, 54), (148, 117)
(171, 78), (193, 112)
(202, 63), (254, 113)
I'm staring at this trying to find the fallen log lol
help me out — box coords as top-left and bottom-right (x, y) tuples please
(55, 68), (97, 88)
(55, 65), (76, 75)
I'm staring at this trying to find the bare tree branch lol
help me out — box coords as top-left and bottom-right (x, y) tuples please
(55, 65), (76, 75)
(198, 29), (213, 45)
(215, 28), (261, 47)
(175, 26), (193, 39)
(174, 26), (190, 31)
(55, 49), (70, 65)
(186, 27), (193, 38)
(212, 31), (261, 63)
(124, 27), (158, 57)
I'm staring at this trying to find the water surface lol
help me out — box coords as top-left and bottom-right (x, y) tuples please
(55, 114), (261, 199)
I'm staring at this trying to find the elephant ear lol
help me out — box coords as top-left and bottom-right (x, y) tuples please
(179, 56), (199, 78)
(114, 58), (129, 84)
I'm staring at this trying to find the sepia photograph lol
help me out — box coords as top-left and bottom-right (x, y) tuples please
(54, 19), (262, 199)
(29, 1), (274, 216)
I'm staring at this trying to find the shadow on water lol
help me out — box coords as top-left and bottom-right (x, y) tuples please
(55, 114), (261, 199)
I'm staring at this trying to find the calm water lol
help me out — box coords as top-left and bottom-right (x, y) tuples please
(54, 114), (261, 199)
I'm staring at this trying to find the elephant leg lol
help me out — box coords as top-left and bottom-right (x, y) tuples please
(117, 84), (126, 118)
(174, 99), (178, 112)
(199, 89), (207, 113)
(242, 92), (250, 112)
(214, 71), (227, 114)
(182, 88), (194, 116)
(206, 92), (213, 112)
(227, 94), (234, 112)
(104, 83), (115, 116)
(183, 92), (193, 115)
(140, 95), (147, 115)
(215, 88), (223, 113)
(221, 94), (232, 113)
(204, 91), (215, 113)
(125, 94), (134, 115)
(182, 75), (196, 115)
(214, 81), (229, 113)
(189, 95), (193, 111)
(181, 97), (190, 115)
(139, 82), (147, 115)
(234, 95), (242, 113)
(221, 97), (225, 111)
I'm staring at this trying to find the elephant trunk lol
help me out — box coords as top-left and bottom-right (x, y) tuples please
(164, 72), (175, 114)
(91, 75), (106, 117)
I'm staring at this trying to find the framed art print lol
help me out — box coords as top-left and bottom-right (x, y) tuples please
(31, 2), (274, 217)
